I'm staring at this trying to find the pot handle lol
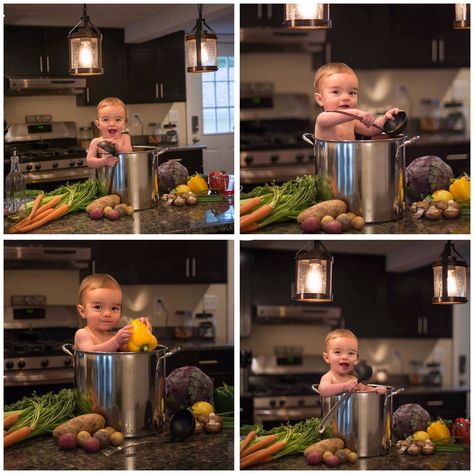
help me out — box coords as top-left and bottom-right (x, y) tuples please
(318, 390), (352, 434)
(384, 387), (405, 406)
(62, 343), (75, 357)
(398, 135), (420, 149)
(311, 384), (320, 395)
(302, 133), (316, 146)
(159, 346), (181, 361)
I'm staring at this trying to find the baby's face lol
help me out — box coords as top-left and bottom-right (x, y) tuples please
(315, 72), (359, 111)
(323, 336), (358, 376)
(96, 105), (127, 139)
(77, 287), (122, 332)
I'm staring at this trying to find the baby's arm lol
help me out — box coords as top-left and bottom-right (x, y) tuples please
(86, 138), (117, 168)
(74, 325), (133, 352)
(318, 373), (358, 397)
(318, 108), (374, 129)
(117, 134), (133, 153)
(358, 107), (401, 137)
(356, 383), (387, 394)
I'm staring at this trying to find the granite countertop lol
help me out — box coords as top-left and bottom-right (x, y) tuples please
(247, 448), (469, 470)
(4, 430), (234, 470)
(159, 338), (233, 350)
(250, 212), (469, 235)
(5, 201), (234, 234)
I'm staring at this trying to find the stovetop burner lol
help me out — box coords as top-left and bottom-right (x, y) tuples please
(4, 339), (69, 358)
(18, 147), (86, 161)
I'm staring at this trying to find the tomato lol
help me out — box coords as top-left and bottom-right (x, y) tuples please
(208, 171), (229, 194)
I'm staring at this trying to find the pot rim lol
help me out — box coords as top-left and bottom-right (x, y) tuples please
(314, 135), (406, 144)
(64, 342), (170, 356)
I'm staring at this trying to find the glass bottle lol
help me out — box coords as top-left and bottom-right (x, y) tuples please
(5, 149), (26, 215)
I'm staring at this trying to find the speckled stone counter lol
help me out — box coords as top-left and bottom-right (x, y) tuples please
(248, 213), (469, 235)
(5, 201), (234, 234)
(4, 431), (234, 470)
(248, 448), (469, 470)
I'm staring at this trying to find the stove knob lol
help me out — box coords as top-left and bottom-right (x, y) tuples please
(52, 162), (59, 169)
(269, 400), (276, 408)
(26, 164), (33, 171)
(296, 154), (304, 163)
(6, 361), (14, 370)
(41, 359), (49, 368)
(35, 163), (42, 170)
(18, 360), (26, 369)
(279, 399), (285, 407)
(298, 399), (305, 407)
(244, 155), (254, 165)
(270, 155), (279, 164)
(69, 160), (76, 167)
(77, 159), (84, 166)
(64, 358), (72, 367)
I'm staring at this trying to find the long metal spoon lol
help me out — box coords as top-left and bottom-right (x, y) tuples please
(329, 109), (407, 135)
(97, 141), (119, 194)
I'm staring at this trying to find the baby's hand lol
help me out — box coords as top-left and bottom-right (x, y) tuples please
(138, 317), (152, 331)
(103, 155), (118, 167)
(375, 385), (387, 394)
(385, 107), (400, 121)
(344, 379), (358, 392)
(358, 111), (374, 128)
(114, 324), (133, 346)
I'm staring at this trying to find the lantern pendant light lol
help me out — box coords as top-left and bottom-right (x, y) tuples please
(186, 4), (218, 73)
(294, 241), (334, 302)
(68, 4), (103, 76)
(284, 3), (332, 29)
(453, 3), (470, 29)
(432, 241), (468, 304)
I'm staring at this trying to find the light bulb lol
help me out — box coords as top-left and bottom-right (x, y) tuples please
(306, 263), (323, 293)
(79, 41), (93, 68)
(447, 269), (457, 296)
(296, 2), (324, 19)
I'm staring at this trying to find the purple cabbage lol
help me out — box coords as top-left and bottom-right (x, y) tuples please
(393, 403), (430, 438)
(158, 159), (189, 194)
(406, 156), (453, 202)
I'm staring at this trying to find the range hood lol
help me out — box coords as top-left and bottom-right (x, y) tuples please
(255, 305), (341, 324)
(5, 77), (87, 96)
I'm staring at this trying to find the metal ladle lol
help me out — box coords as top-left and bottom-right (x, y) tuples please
(329, 110), (408, 135)
(97, 141), (119, 194)
(315, 360), (373, 434)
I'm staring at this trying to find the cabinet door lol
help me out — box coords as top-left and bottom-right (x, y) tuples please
(42, 27), (70, 75)
(155, 31), (186, 103)
(5, 26), (44, 75)
(126, 43), (158, 103)
(77, 28), (127, 106)
(188, 241), (227, 283)
(158, 149), (204, 175)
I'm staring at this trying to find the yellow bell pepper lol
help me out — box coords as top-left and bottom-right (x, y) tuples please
(187, 174), (209, 196)
(427, 419), (451, 443)
(127, 319), (158, 353)
(449, 176), (470, 202)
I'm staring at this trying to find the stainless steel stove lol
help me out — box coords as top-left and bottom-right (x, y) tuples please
(4, 119), (94, 186)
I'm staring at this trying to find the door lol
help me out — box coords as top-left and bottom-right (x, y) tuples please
(185, 41), (234, 175)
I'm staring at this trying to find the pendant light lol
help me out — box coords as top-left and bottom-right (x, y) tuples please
(284, 3), (331, 29)
(68, 4), (103, 76)
(294, 241), (334, 302)
(453, 4), (470, 29)
(186, 4), (218, 73)
(432, 241), (468, 304)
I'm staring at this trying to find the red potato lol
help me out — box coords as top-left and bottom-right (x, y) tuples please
(306, 451), (322, 465)
(82, 437), (101, 453)
(58, 433), (78, 450)
(89, 208), (104, 220)
(301, 216), (321, 233)
(322, 219), (343, 234)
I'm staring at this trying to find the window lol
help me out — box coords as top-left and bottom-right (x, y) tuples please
(202, 56), (234, 134)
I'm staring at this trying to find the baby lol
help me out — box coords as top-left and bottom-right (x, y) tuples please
(318, 328), (386, 397)
(86, 97), (133, 168)
(314, 62), (400, 140)
(74, 273), (151, 352)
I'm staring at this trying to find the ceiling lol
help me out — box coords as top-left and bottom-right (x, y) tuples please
(4, 4), (234, 42)
(240, 240), (471, 273)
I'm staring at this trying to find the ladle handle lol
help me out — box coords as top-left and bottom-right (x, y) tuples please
(62, 343), (75, 357)
(384, 387), (405, 406)
(318, 390), (352, 434)
(328, 110), (385, 132)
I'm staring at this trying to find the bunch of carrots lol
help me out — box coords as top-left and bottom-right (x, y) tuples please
(8, 180), (98, 233)
(240, 175), (332, 233)
(240, 432), (286, 469)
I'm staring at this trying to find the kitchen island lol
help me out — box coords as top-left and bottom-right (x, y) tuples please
(5, 200), (234, 234)
(248, 448), (469, 470)
(247, 212), (469, 235)
(4, 430), (234, 470)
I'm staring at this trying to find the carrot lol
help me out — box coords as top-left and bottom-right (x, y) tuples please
(240, 454), (273, 469)
(26, 194), (44, 223)
(3, 414), (19, 430)
(240, 222), (260, 233)
(240, 197), (262, 216)
(240, 430), (256, 454)
(12, 208), (56, 232)
(240, 204), (273, 231)
(240, 441), (286, 469)
(4, 426), (32, 448)
(34, 195), (62, 217)
(11, 204), (70, 234)
(241, 434), (276, 458)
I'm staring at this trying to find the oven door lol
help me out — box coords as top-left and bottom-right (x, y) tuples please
(240, 164), (315, 185)
(254, 406), (321, 429)
(25, 167), (95, 184)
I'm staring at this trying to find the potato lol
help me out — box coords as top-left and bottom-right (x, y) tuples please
(82, 437), (101, 453)
(53, 414), (105, 439)
(336, 213), (352, 232)
(306, 451), (322, 465)
(103, 426), (116, 436)
(322, 450), (334, 461)
(93, 430), (110, 448)
(89, 208), (104, 220)
(58, 433), (78, 450)
(110, 431), (125, 446)
(105, 209), (120, 220)
(320, 215), (334, 226)
(347, 451), (358, 463)
(335, 449), (348, 464)
(323, 454), (340, 467)
(297, 199), (348, 224)
(86, 195), (121, 213)
(322, 219), (343, 234)
(301, 216), (321, 233)
(77, 431), (92, 447)
(304, 438), (344, 457)
(351, 216), (365, 231)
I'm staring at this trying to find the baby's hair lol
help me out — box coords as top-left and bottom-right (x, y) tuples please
(325, 328), (358, 351)
(78, 273), (121, 304)
(313, 62), (356, 93)
(96, 97), (128, 121)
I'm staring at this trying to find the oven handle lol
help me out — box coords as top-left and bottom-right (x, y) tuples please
(62, 343), (75, 357)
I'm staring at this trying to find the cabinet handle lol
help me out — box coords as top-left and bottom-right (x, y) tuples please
(325, 43), (332, 64)
(46, 56), (50, 72)
(418, 317), (422, 335)
(423, 317), (428, 335)
(192, 257), (196, 277)
(267, 4), (272, 18)
(185, 258), (190, 278)
(427, 400), (444, 406)
(155, 83), (159, 99)
(39, 56), (43, 73)
(86, 87), (90, 103)
(257, 4), (262, 19)
(198, 359), (219, 365)
(431, 39), (438, 63)
(438, 39), (445, 63)
(160, 83), (164, 99)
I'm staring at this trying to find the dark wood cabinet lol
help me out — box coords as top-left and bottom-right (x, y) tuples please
(240, 4), (285, 28)
(158, 148), (204, 176)
(127, 31), (186, 104)
(5, 26), (70, 76)
(76, 28), (127, 106)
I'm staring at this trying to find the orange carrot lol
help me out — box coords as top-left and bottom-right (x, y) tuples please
(240, 441), (286, 469)
(26, 194), (44, 223)
(4, 426), (32, 448)
(240, 197), (262, 216)
(12, 204), (70, 234)
(3, 414), (19, 430)
(240, 430), (256, 454)
(240, 454), (273, 469)
(34, 195), (62, 216)
(12, 208), (56, 232)
(241, 434), (276, 458)
(240, 204), (273, 230)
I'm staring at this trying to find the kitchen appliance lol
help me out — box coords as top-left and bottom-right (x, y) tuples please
(426, 361), (443, 386)
(303, 133), (420, 223)
(255, 305), (341, 324)
(240, 93), (314, 186)
(443, 101), (466, 133)
(62, 344), (180, 438)
(196, 311), (216, 340)
(4, 120), (94, 189)
(78, 126), (93, 149)
(5, 77), (86, 96)
(250, 353), (326, 428)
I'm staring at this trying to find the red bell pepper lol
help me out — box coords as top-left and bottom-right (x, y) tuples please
(208, 171), (229, 194)
(452, 418), (470, 446)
